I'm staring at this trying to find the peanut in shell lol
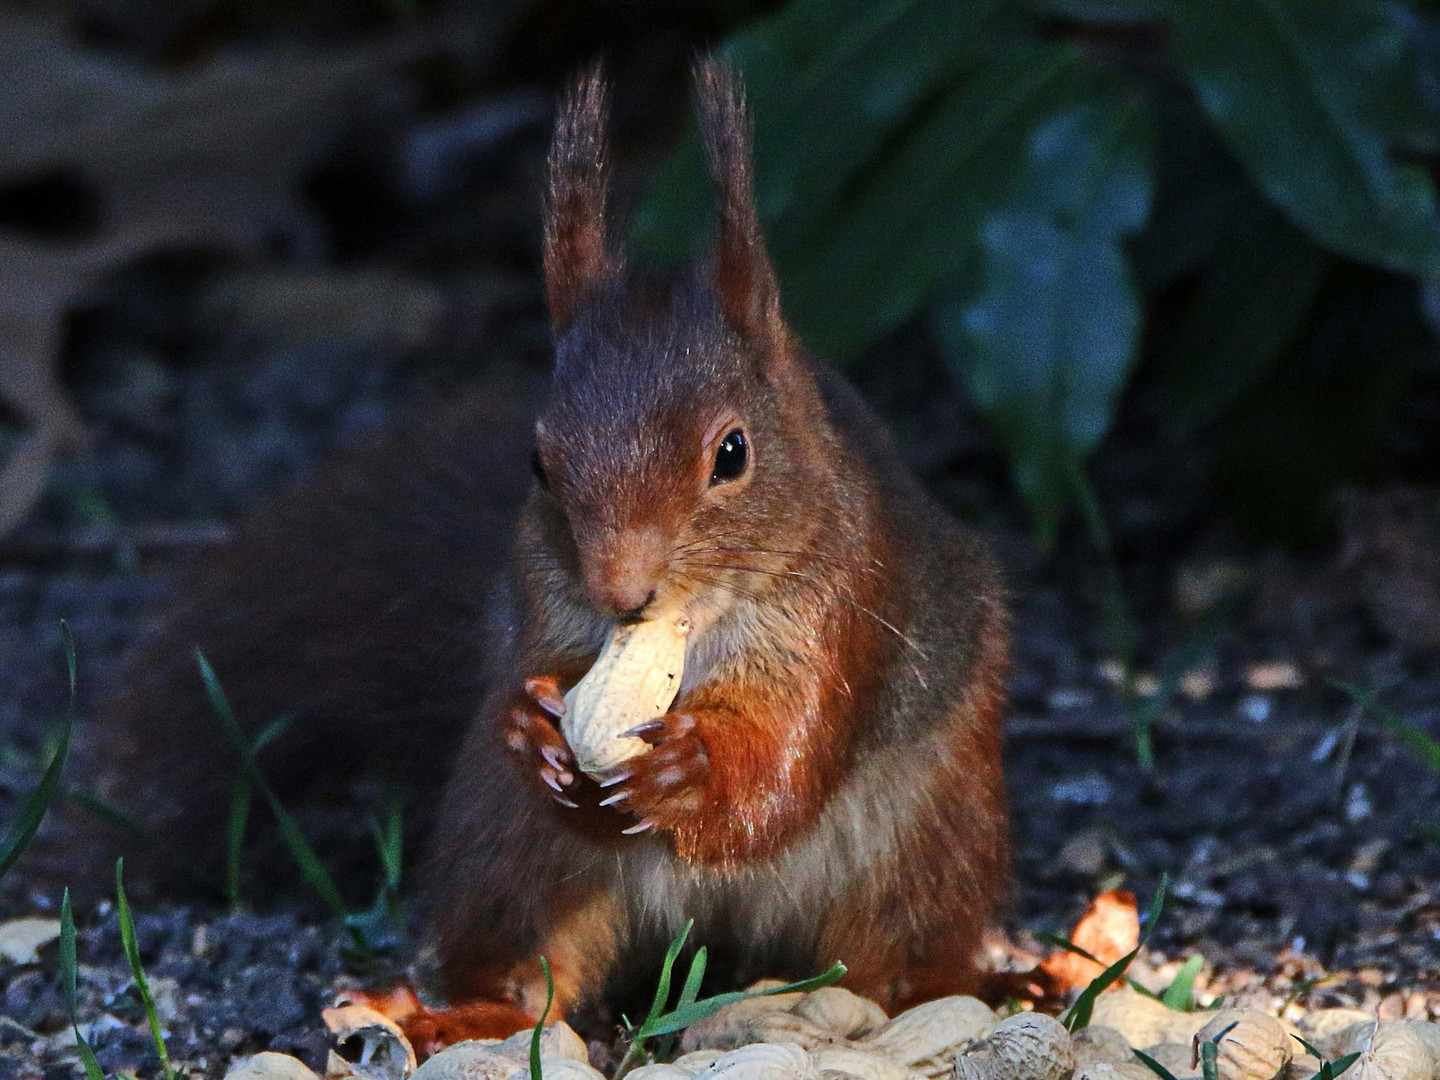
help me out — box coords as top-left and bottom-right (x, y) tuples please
(561, 614), (690, 778)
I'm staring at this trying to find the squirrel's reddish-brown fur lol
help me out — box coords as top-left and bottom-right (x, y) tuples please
(55, 61), (1009, 1032)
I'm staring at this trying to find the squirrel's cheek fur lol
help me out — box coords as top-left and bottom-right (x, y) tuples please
(60, 59), (1010, 1028)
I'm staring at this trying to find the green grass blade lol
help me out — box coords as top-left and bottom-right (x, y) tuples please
(225, 773), (253, 911)
(1162, 954), (1204, 1011)
(641, 962), (847, 1039)
(196, 651), (353, 929)
(61, 889), (79, 1014)
(1200, 1038), (1219, 1080)
(60, 889), (107, 1080)
(1199, 1021), (1238, 1080)
(1333, 680), (1440, 774)
(530, 957), (554, 1080)
(1133, 1049), (1180, 1080)
(678, 947), (707, 1010)
(116, 859), (173, 1080)
(61, 786), (150, 840)
(0, 623), (78, 880)
(224, 714), (295, 910)
(1324, 1052), (1359, 1079)
(614, 920), (698, 1078)
(1064, 876), (1168, 1031)
(643, 920), (694, 1028)
(372, 803), (403, 892)
(1062, 946), (1140, 1032)
(653, 946), (710, 1060)
(1034, 931), (1161, 1001)
(1033, 931), (1103, 965)
(1139, 876), (1169, 947)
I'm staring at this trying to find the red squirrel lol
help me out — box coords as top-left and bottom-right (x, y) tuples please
(62, 62), (1010, 1039)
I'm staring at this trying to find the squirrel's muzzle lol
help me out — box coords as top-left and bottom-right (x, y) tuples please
(579, 523), (669, 619)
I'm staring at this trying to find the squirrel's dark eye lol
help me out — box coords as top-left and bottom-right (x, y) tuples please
(531, 449), (549, 491)
(711, 429), (748, 484)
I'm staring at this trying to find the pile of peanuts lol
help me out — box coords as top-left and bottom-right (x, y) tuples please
(226, 980), (1440, 1080)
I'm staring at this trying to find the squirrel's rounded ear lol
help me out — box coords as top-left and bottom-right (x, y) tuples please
(695, 60), (784, 345)
(544, 63), (622, 333)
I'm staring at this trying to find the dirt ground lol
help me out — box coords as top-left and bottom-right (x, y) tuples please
(2, 9), (1440, 1079)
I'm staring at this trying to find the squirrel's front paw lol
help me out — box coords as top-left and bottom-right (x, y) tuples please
(600, 711), (711, 835)
(503, 675), (579, 807)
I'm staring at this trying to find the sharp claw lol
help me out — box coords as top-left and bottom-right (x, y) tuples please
(598, 770), (632, 788)
(552, 794), (579, 808)
(540, 746), (563, 770)
(525, 678), (567, 717)
(620, 720), (665, 740)
(542, 771), (563, 793)
(621, 818), (656, 835)
(598, 790), (629, 807)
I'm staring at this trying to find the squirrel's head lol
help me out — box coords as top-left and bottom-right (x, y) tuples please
(531, 61), (840, 625)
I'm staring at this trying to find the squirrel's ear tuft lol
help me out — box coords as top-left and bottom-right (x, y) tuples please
(544, 62), (621, 333)
(695, 59), (784, 344)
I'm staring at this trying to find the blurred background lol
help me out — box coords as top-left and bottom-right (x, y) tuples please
(3, 0), (1440, 1061)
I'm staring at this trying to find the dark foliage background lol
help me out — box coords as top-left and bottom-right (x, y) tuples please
(638, 0), (1440, 548)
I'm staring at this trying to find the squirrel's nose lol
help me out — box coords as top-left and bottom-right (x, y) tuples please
(582, 527), (666, 619)
(614, 589), (658, 621)
(591, 577), (659, 620)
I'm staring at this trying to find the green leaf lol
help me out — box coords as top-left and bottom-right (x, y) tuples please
(933, 87), (1153, 546)
(117, 859), (174, 1080)
(1170, 0), (1440, 275)
(634, 0), (1005, 281)
(60, 890), (108, 1080)
(1162, 208), (1329, 439)
(0, 623), (77, 881)
(1027, 0), (1162, 22)
(787, 40), (1093, 358)
(1129, 99), (1253, 293)
(1161, 954), (1205, 1012)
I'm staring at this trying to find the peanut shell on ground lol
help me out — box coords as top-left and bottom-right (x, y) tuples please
(1192, 1009), (1291, 1080)
(864, 996), (995, 1077)
(696, 1042), (818, 1080)
(226, 1053), (323, 1080)
(950, 1013), (1073, 1080)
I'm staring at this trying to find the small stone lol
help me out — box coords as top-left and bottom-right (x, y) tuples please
(1239, 695), (1271, 723)
(1050, 773), (1114, 807)
(1179, 669), (1215, 702)
(0, 918), (61, 965)
(1244, 662), (1304, 692)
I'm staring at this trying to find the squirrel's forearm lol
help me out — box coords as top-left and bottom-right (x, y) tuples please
(665, 685), (841, 866)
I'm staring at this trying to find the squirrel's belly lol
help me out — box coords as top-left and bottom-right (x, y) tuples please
(614, 757), (906, 947)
